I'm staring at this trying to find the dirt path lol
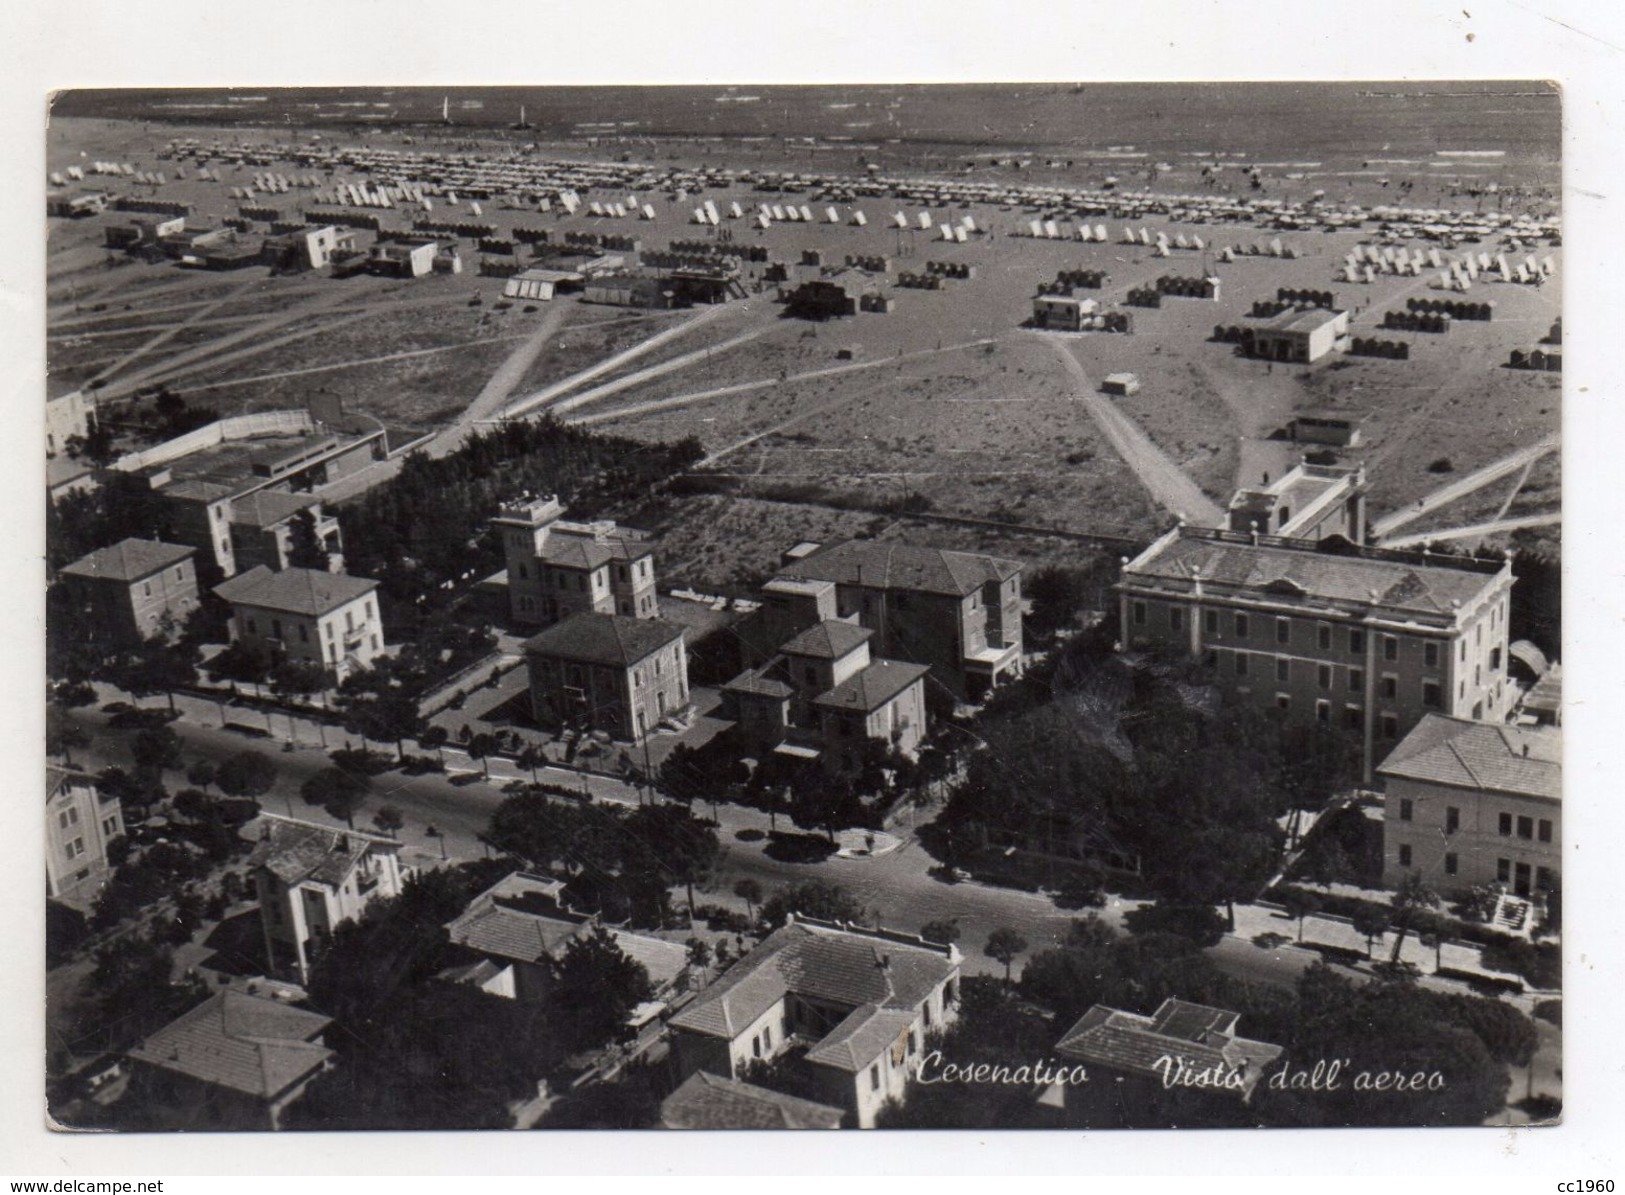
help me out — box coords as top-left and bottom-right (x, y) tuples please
(543, 325), (774, 418)
(174, 332), (533, 395)
(419, 301), (573, 459)
(1381, 512), (1561, 549)
(84, 277), (264, 389)
(498, 305), (728, 420)
(1371, 433), (1559, 538)
(1045, 338), (1224, 525)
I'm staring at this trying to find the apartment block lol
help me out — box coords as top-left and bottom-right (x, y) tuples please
(525, 612), (690, 744)
(57, 538), (199, 646)
(214, 566), (384, 681)
(493, 494), (658, 627)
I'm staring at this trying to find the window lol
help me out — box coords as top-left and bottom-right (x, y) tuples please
(1383, 636), (1398, 662)
(1276, 657), (1289, 683)
(870, 1065), (881, 1092)
(752, 1034), (762, 1059)
(1132, 601), (1146, 627)
(1516, 816), (1533, 840)
(1538, 819), (1553, 844)
(1317, 624), (1332, 650)
(1169, 607), (1183, 634)
(1318, 664), (1332, 690)
(1381, 714), (1398, 740)
(1491, 647), (1502, 670)
(1349, 668), (1364, 693)
(1446, 806), (1460, 835)
(1349, 629), (1365, 654)
(102, 816), (118, 837)
(1276, 618), (1291, 645)
(1275, 694), (1290, 711)
(1536, 866), (1554, 892)
(299, 624), (308, 643)
(247, 618), (258, 635)
(762, 1025), (772, 1050)
(1234, 652), (1249, 678)
(1498, 812), (1513, 837)
(143, 581), (151, 597)
(1424, 642), (1440, 669)
(1234, 614), (1249, 638)
(518, 562), (528, 580)
(1382, 674), (1397, 699)
(1315, 699), (1330, 724)
(1399, 798), (1413, 821)
(1497, 858), (1511, 883)
(1203, 648), (1217, 668)
(175, 567), (183, 581)
(1343, 705), (1362, 731)
(1204, 610), (1219, 635)
(1422, 681), (1442, 708)
(1398, 844), (1412, 867)
(1445, 853), (1459, 876)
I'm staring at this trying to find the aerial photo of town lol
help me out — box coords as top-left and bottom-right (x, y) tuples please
(44, 82), (1562, 1133)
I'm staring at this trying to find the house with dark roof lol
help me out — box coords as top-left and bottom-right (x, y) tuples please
(214, 565), (383, 681)
(125, 990), (334, 1129)
(1379, 714), (1560, 900)
(1047, 997), (1282, 1127)
(722, 619), (929, 772)
(246, 814), (405, 984)
(768, 539), (1025, 698)
(660, 1071), (845, 1130)
(1118, 525), (1516, 779)
(524, 612), (690, 744)
(493, 494), (659, 627)
(668, 916), (961, 1128)
(441, 871), (689, 1003)
(57, 538), (199, 646)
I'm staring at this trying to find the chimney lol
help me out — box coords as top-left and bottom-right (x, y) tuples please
(1522, 743), (1529, 758)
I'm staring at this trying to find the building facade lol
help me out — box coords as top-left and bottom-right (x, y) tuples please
(246, 815), (406, 984)
(525, 612), (689, 743)
(1250, 307), (1350, 363)
(46, 389), (93, 458)
(494, 495), (659, 627)
(1117, 526), (1516, 779)
(770, 540), (1025, 699)
(57, 539), (199, 646)
(46, 767), (125, 911)
(1226, 462), (1367, 543)
(214, 566), (384, 681)
(1378, 715), (1561, 899)
(668, 917), (962, 1129)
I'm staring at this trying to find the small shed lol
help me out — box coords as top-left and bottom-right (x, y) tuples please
(1102, 373), (1141, 397)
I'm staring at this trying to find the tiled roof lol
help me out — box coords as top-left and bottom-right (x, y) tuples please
(1054, 999), (1281, 1096)
(246, 816), (398, 890)
(660, 1071), (844, 1130)
(59, 538), (193, 584)
(778, 539), (1021, 598)
(1378, 714), (1560, 800)
(814, 659), (930, 714)
(721, 659), (796, 701)
(803, 1004), (918, 1073)
(229, 490), (319, 530)
(214, 565), (377, 617)
(607, 928), (690, 990)
(523, 612), (685, 668)
(157, 479), (236, 503)
(668, 920), (955, 1042)
(127, 991), (333, 1100)
(540, 535), (649, 570)
(1124, 530), (1502, 617)
(780, 620), (872, 661)
(448, 902), (581, 964)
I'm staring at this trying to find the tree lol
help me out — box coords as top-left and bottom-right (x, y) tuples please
(623, 803), (720, 919)
(106, 635), (199, 712)
(685, 936), (712, 974)
(286, 509), (333, 571)
(550, 925), (654, 1052)
(130, 725), (184, 772)
(732, 878), (763, 924)
(185, 759), (218, 791)
(786, 766), (859, 844)
(419, 724), (450, 764)
(465, 731), (499, 779)
(301, 767), (369, 828)
(759, 881), (867, 929)
(216, 751), (277, 801)
(920, 919), (962, 947)
(1277, 889), (1323, 943)
(1024, 564), (1095, 640)
(515, 743), (544, 784)
(372, 805), (405, 836)
(336, 685), (424, 762)
(1351, 904), (1391, 958)
(983, 927), (1028, 986)
(269, 657), (329, 704)
(46, 706), (91, 766)
(1388, 873), (1442, 963)
(206, 639), (273, 687)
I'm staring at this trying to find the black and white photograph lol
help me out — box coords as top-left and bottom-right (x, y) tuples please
(13, 0), (1624, 1182)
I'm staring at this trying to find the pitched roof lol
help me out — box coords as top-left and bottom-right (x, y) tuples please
(539, 534), (651, 570)
(59, 538), (194, 584)
(660, 1071), (844, 1130)
(780, 620), (872, 661)
(668, 920), (956, 1043)
(214, 565), (378, 617)
(523, 612), (685, 668)
(1377, 714), (1560, 800)
(721, 659), (796, 701)
(778, 539), (1021, 598)
(803, 1004), (918, 1072)
(246, 815), (399, 889)
(127, 991), (333, 1100)
(605, 928), (690, 990)
(1264, 307), (1344, 334)
(1123, 528), (1503, 618)
(1053, 998), (1282, 1097)
(814, 659), (930, 714)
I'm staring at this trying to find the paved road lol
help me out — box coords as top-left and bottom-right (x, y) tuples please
(1371, 433), (1560, 538)
(1381, 512), (1561, 549)
(1044, 336), (1225, 526)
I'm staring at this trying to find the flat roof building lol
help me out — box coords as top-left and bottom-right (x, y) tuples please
(1251, 308), (1350, 364)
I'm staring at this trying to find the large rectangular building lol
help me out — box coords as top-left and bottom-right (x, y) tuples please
(57, 538), (199, 646)
(493, 495), (658, 627)
(525, 612), (690, 744)
(1117, 526), (1516, 778)
(214, 566), (384, 681)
